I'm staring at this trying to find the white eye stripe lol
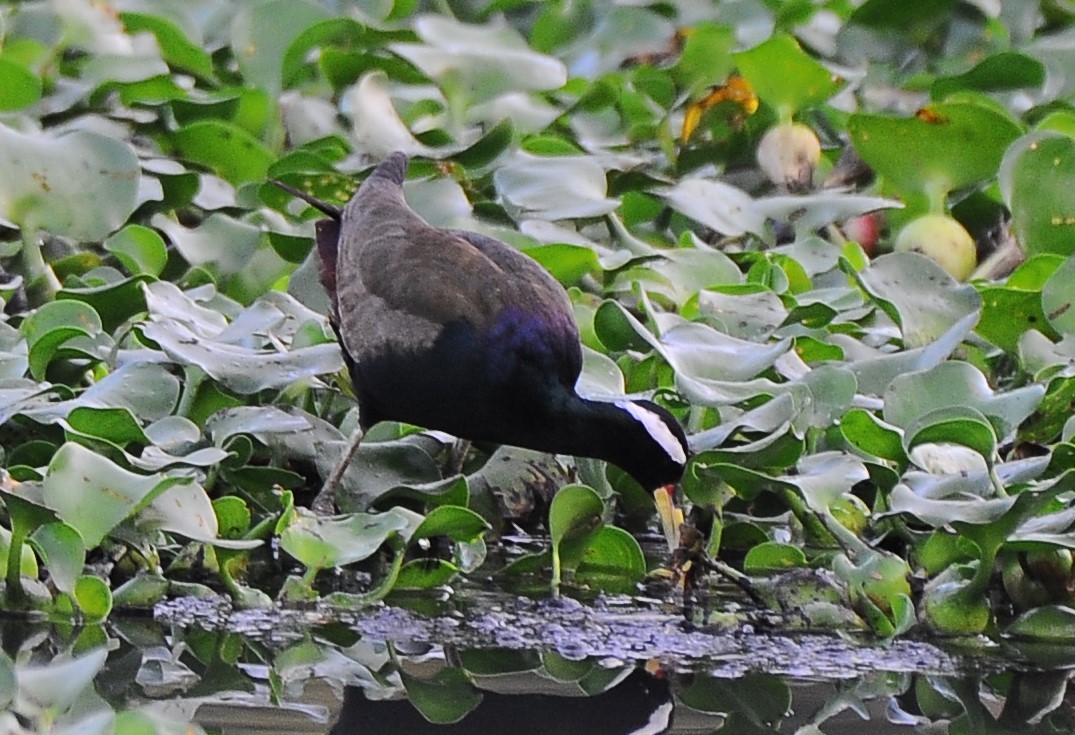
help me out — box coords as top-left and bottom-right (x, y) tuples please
(615, 401), (687, 466)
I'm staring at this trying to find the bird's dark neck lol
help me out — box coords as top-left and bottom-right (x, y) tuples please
(513, 393), (685, 490)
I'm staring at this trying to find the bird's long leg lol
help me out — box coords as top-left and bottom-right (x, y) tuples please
(447, 439), (472, 476)
(313, 426), (365, 514)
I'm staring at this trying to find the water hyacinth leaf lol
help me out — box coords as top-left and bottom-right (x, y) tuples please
(549, 484), (604, 584)
(525, 244), (601, 285)
(848, 102), (1021, 198)
(840, 408), (907, 465)
(21, 362), (180, 425)
(1006, 605), (1075, 641)
(141, 281), (229, 335)
(689, 392), (798, 453)
(119, 12), (216, 80)
(0, 124), (139, 240)
(140, 479), (261, 548)
(0, 59), (41, 111)
(999, 132), (1075, 256)
(231, 0), (329, 94)
(104, 225), (168, 277)
(402, 667), (483, 726)
(672, 22), (735, 93)
(74, 574), (112, 621)
(660, 178), (765, 237)
(277, 505), (421, 570)
(903, 406), (997, 461)
(65, 406), (149, 447)
(734, 34), (843, 116)
(661, 322), (793, 383)
(59, 274), (153, 333)
(846, 311), (978, 396)
(744, 541), (807, 572)
(410, 505), (489, 543)
(1041, 253), (1075, 336)
(1, 492), (49, 580)
(931, 52), (1044, 100)
(391, 14), (567, 103)
(395, 558), (458, 589)
(452, 118), (515, 169)
(494, 155), (620, 220)
(576, 346), (626, 398)
(173, 121), (275, 185)
(884, 361), (1044, 439)
(695, 287), (787, 340)
(153, 212), (263, 274)
(343, 72), (437, 159)
(142, 316), (343, 394)
(575, 526), (646, 593)
(889, 469), (1074, 532)
(853, 252), (982, 348)
(650, 249), (744, 303)
(794, 365), (857, 431)
(13, 648), (108, 716)
(206, 407), (312, 445)
(789, 452), (870, 513)
(20, 300), (102, 381)
(978, 285), (1056, 355)
(326, 439), (446, 512)
(42, 442), (191, 547)
(28, 522), (85, 594)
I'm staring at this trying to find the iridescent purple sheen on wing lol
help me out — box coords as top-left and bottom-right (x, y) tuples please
(483, 305), (581, 388)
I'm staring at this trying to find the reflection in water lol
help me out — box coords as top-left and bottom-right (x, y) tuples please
(330, 663), (673, 735)
(6, 612), (1075, 735)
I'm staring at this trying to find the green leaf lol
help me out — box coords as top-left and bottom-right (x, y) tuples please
(173, 121), (275, 185)
(848, 102), (1021, 199)
(119, 12), (216, 80)
(0, 123), (139, 240)
(19, 300), (102, 381)
(1000, 133), (1075, 256)
(883, 361), (1044, 439)
(575, 526), (646, 593)
(231, 0), (331, 94)
(549, 484), (604, 586)
(0, 58), (41, 111)
(673, 22), (735, 94)
(277, 505), (421, 570)
(401, 667), (482, 725)
(43, 442), (194, 547)
(840, 408), (907, 465)
(411, 505), (489, 543)
(28, 522), (85, 595)
(104, 225), (168, 277)
(854, 252), (982, 348)
(73, 574), (112, 621)
(932, 52), (1045, 100)
(744, 541), (807, 572)
(734, 34), (842, 117)
(1006, 605), (1075, 641)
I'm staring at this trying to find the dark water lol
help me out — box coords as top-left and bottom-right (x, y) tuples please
(7, 588), (1074, 735)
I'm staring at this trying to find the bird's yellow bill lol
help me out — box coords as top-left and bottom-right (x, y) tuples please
(654, 484), (684, 554)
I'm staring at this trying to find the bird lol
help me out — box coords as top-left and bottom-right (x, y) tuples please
(273, 152), (689, 513)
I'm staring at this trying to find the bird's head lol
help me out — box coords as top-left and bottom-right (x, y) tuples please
(610, 399), (689, 491)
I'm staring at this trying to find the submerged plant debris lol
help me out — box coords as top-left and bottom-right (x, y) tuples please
(155, 592), (981, 679)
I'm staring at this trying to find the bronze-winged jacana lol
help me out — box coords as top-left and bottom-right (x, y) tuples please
(274, 152), (689, 512)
